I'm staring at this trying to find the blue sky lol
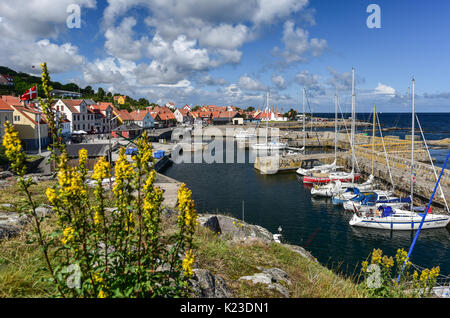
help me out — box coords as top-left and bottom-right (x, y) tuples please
(0, 0), (449, 113)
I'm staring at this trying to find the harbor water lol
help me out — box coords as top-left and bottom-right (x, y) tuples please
(161, 114), (450, 277)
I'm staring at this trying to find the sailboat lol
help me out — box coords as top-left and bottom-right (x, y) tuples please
(349, 78), (450, 230)
(251, 92), (287, 151)
(296, 89), (341, 176)
(303, 69), (361, 184)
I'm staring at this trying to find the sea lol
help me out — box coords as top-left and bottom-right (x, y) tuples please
(161, 113), (450, 280)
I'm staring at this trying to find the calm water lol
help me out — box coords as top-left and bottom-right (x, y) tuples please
(162, 113), (450, 278)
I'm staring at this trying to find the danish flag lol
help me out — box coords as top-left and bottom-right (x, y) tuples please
(20, 86), (37, 101)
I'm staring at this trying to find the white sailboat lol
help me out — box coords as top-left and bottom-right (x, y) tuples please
(349, 78), (450, 230)
(296, 89), (341, 176)
(251, 92), (287, 151)
(303, 70), (360, 184)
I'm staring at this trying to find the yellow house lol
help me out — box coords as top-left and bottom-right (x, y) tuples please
(114, 95), (126, 105)
(10, 104), (49, 151)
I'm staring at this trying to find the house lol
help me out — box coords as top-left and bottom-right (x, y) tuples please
(90, 102), (116, 132)
(0, 74), (14, 86)
(147, 106), (176, 127)
(182, 104), (191, 112)
(114, 95), (126, 105)
(0, 98), (14, 141)
(112, 123), (142, 139)
(114, 109), (135, 125)
(190, 110), (211, 123)
(53, 99), (97, 133)
(165, 102), (176, 110)
(129, 110), (155, 128)
(9, 103), (49, 151)
(212, 111), (243, 125)
(174, 108), (192, 124)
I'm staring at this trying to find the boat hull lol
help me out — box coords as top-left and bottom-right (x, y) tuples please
(304, 174), (361, 184)
(349, 214), (450, 230)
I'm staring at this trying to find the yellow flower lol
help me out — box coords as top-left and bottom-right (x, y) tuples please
(2, 121), (26, 176)
(93, 210), (103, 225)
(61, 226), (75, 245)
(46, 188), (58, 205)
(79, 148), (88, 167)
(371, 249), (383, 264)
(182, 249), (195, 277)
(92, 156), (111, 182)
(361, 261), (369, 273)
(97, 289), (107, 298)
(177, 183), (198, 228)
(382, 256), (394, 268)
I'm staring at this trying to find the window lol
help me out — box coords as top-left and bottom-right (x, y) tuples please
(14, 115), (20, 122)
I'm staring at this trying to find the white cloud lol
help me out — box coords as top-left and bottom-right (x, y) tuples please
(238, 74), (267, 91)
(273, 20), (327, 64)
(374, 83), (396, 96)
(104, 17), (147, 60)
(272, 75), (287, 90)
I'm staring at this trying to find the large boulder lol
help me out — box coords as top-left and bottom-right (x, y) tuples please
(198, 214), (274, 244)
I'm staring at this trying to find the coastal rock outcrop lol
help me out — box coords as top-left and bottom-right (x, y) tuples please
(238, 267), (291, 298)
(190, 268), (232, 298)
(198, 214), (274, 244)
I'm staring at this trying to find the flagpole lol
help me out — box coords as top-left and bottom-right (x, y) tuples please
(36, 86), (41, 155)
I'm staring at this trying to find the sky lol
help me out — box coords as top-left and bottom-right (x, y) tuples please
(1, 0), (450, 113)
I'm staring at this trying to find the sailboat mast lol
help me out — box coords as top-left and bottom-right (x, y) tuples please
(351, 68), (356, 182)
(266, 91), (269, 144)
(334, 92), (338, 164)
(303, 88), (306, 150)
(411, 78), (415, 212)
(372, 105), (376, 176)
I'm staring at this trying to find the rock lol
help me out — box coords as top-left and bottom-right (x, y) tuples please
(201, 215), (221, 234)
(238, 267), (291, 298)
(1, 203), (15, 210)
(281, 244), (317, 262)
(0, 224), (21, 239)
(198, 214), (273, 244)
(35, 206), (53, 218)
(0, 211), (31, 239)
(0, 171), (13, 179)
(190, 269), (231, 298)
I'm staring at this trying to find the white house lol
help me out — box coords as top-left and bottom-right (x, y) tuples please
(53, 99), (97, 133)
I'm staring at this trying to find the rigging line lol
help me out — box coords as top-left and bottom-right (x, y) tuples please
(396, 149), (450, 284)
(416, 113), (450, 214)
(375, 111), (395, 191)
(337, 97), (360, 172)
(304, 90), (321, 147)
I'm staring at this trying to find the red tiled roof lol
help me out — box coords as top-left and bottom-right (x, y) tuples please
(130, 110), (150, 121)
(1, 95), (22, 106)
(0, 99), (14, 111)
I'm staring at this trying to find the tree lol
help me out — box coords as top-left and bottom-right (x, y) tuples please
(96, 87), (106, 100)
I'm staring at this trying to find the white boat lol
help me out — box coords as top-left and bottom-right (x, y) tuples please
(296, 160), (341, 176)
(343, 191), (410, 212)
(349, 206), (450, 230)
(252, 140), (287, 150)
(311, 174), (374, 198)
(251, 92), (287, 151)
(234, 130), (256, 140)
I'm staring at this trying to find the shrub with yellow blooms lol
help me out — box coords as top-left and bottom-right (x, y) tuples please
(2, 63), (198, 298)
(360, 248), (441, 298)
